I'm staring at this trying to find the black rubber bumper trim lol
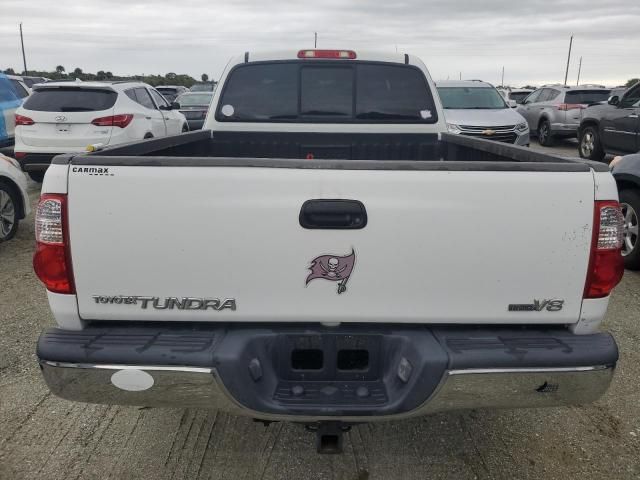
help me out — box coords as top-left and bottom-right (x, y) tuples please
(37, 323), (619, 416)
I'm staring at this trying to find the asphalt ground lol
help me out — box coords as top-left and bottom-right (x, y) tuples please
(1, 139), (639, 479)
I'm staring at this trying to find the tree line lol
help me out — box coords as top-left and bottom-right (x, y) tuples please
(2, 66), (214, 87)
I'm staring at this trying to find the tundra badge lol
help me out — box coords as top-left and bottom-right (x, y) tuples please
(92, 295), (236, 311)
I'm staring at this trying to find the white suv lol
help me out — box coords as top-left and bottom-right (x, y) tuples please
(14, 81), (188, 182)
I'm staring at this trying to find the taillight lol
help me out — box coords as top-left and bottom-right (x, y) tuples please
(583, 200), (624, 299)
(33, 194), (75, 294)
(15, 114), (35, 126)
(297, 49), (357, 59)
(557, 103), (586, 111)
(91, 114), (134, 128)
(14, 152), (26, 160)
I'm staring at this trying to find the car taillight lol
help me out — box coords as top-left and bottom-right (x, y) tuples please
(297, 49), (357, 59)
(557, 103), (586, 111)
(33, 194), (75, 294)
(15, 114), (34, 126)
(14, 152), (26, 160)
(583, 200), (624, 299)
(91, 114), (134, 128)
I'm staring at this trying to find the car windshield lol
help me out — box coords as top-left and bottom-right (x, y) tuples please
(191, 83), (215, 92)
(23, 87), (117, 111)
(565, 90), (611, 105)
(509, 91), (531, 103)
(438, 86), (507, 109)
(177, 93), (213, 106)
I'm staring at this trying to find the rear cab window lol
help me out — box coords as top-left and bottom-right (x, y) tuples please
(23, 87), (117, 112)
(216, 61), (438, 123)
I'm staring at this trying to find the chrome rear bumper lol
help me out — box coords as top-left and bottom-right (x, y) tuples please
(40, 361), (615, 422)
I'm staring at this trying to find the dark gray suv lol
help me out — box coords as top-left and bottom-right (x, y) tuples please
(579, 82), (640, 161)
(517, 85), (611, 146)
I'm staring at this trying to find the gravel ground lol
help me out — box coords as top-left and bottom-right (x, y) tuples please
(1, 141), (639, 480)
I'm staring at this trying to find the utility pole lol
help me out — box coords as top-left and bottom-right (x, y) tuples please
(563, 34), (573, 86)
(576, 56), (582, 86)
(459, 72), (462, 80)
(501, 66), (505, 87)
(314, 32), (317, 48)
(19, 23), (27, 75)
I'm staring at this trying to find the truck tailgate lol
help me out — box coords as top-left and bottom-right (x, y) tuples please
(67, 164), (595, 324)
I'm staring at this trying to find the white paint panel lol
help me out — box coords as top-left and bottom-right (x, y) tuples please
(41, 164), (69, 194)
(47, 291), (83, 330)
(572, 297), (610, 334)
(68, 165), (595, 325)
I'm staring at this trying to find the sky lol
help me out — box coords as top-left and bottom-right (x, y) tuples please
(1, 0), (638, 87)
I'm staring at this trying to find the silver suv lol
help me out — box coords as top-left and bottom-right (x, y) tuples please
(517, 85), (611, 146)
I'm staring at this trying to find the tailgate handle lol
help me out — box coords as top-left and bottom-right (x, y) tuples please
(299, 199), (367, 229)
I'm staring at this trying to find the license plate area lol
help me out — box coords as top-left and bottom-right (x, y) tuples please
(276, 334), (381, 381)
(56, 123), (71, 133)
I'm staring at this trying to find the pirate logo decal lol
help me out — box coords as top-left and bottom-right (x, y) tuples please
(306, 249), (356, 294)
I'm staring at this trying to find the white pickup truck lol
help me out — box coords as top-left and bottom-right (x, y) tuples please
(34, 50), (624, 452)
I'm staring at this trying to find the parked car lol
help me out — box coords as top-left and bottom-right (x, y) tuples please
(190, 82), (216, 92)
(35, 49), (623, 453)
(578, 82), (640, 161)
(0, 153), (30, 242)
(0, 73), (27, 147)
(14, 81), (188, 182)
(175, 92), (213, 130)
(497, 87), (534, 106)
(437, 80), (529, 146)
(610, 153), (640, 269)
(517, 85), (612, 146)
(155, 85), (189, 103)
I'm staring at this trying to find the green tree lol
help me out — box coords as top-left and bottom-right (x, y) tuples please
(201, 73), (209, 82)
(55, 65), (65, 74)
(626, 78), (640, 88)
(96, 70), (107, 80)
(3, 67), (15, 75)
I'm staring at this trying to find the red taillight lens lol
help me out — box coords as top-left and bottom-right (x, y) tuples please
(583, 200), (624, 299)
(15, 114), (35, 126)
(297, 49), (357, 59)
(33, 194), (75, 294)
(14, 152), (26, 160)
(557, 103), (586, 111)
(91, 114), (134, 128)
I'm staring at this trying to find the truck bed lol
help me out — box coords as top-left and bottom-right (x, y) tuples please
(61, 129), (607, 173)
(50, 132), (607, 326)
